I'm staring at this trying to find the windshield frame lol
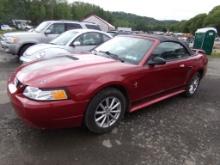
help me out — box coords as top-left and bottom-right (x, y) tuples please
(35, 21), (51, 33)
(94, 35), (155, 65)
(50, 30), (79, 46)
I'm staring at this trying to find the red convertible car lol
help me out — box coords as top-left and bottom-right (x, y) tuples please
(8, 35), (208, 133)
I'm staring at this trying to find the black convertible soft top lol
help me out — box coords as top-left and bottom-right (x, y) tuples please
(128, 34), (194, 55)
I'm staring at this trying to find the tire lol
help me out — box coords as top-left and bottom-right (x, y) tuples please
(85, 88), (126, 134)
(184, 73), (201, 97)
(18, 44), (33, 57)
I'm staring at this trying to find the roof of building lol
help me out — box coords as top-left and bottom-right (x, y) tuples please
(83, 15), (115, 29)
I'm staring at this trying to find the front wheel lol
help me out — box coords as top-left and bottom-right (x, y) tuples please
(184, 73), (201, 97)
(85, 88), (126, 134)
(18, 44), (33, 57)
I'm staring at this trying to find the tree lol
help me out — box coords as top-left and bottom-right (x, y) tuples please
(186, 13), (207, 34)
(203, 6), (220, 34)
(0, 0), (219, 35)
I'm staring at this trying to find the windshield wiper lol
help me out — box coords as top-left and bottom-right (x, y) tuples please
(99, 51), (125, 63)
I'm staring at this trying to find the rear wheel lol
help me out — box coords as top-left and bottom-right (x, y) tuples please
(85, 88), (126, 134)
(184, 73), (201, 97)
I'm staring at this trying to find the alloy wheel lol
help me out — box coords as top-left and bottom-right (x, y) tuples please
(94, 97), (121, 128)
(189, 76), (200, 94)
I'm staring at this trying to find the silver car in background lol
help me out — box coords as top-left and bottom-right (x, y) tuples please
(0, 20), (101, 56)
(20, 29), (112, 63)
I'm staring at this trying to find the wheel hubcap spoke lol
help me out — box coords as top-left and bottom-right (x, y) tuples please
(106, 98), (110, 107)
(109, 113), (117, 120)
(109, 98), (116, 108)
(111, 110), (120, 113)
(95, 114), (106, 122)
(95, 111), (106, 115)
(99, 103), (105, 111)
(107, 115), (110, 127)
(111, 102), (120, 110)
(189, 77), (199, 94)
(100, 116), (107, 127)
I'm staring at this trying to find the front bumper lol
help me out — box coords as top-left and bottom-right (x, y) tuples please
(19, 56), (33, 63)
(8, 86), (89, 129)
(0, 40), (19, 55)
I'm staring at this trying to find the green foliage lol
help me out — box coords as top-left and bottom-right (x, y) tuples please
(110, 12), (175, 31)
(0, 0), (174, 31)
(171, 6), (220, 35)
(174, 14), (207, 34)
(203, 5), (220, 33)
(0, 0), (219, 34)
(212, 50), (220, 57)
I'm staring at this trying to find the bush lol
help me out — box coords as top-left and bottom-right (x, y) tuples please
(212, 49), (220, 57)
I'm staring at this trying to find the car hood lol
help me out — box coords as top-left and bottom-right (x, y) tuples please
(24, 43), (70, 55)
(16, 54), (134, 88)
(4, 31), (39, 37)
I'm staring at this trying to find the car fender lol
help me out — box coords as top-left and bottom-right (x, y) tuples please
(68, 74), (130, 104)
(89, 75), (129, 99)
(186, 53), (208, 84)
(18, 41), (38, 51)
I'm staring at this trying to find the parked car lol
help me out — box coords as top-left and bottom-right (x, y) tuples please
(0, 20), (101, 56)
(215, 37), (220, 41)
(7, 35), (208, 133)
(1, 24), (14, 31)
(20, 29), (112, 63)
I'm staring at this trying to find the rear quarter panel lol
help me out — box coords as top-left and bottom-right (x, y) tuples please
(186, 53), (208, 82)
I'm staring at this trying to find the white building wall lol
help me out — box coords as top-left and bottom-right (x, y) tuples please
(83, 16), (114, 32)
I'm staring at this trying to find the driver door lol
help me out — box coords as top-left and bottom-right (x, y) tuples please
(134, 42), (192, 100)
(43, 23), (65, 43)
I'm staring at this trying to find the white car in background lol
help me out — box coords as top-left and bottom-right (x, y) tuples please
(1, 24), (14, 31)
(20, 29), (112, 63)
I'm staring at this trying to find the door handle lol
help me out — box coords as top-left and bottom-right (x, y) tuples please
(179, 64), (185, 68)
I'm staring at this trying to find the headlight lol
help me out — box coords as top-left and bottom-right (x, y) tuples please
(23, 86), (68, 101)
(5, 36), (17, 44)
(35, 51), (46, 58)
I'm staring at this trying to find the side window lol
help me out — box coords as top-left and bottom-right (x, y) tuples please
(152, 42), (190, 61)
(47, 23), (65, 34)
(85, 24), (101, 30)
(74, 32), (102, 46)
(65, 23), (82, 30)
(102, 34), (111, 42)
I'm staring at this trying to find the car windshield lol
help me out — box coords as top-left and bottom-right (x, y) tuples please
(50, 31), (79, 45)
(94, 36), (153, 64)
(35, 22), (50, 32)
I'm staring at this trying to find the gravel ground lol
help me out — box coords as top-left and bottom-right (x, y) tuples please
(0, 48), (220, 165)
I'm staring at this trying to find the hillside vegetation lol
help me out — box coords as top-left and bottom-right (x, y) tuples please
(0, 0), (219, 34)
(170, 6), (220, 34)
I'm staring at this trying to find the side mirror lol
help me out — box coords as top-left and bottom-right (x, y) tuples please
(73, 41), (81, 46)
(44, 29), (52, 35)
(148, 57), (166, 66)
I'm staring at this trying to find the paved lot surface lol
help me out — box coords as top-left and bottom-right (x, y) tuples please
(0, 48), (220, 165)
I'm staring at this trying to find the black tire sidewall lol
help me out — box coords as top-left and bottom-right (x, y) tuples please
(85, 88), (126, 134)
(18, 44), (32, 56)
